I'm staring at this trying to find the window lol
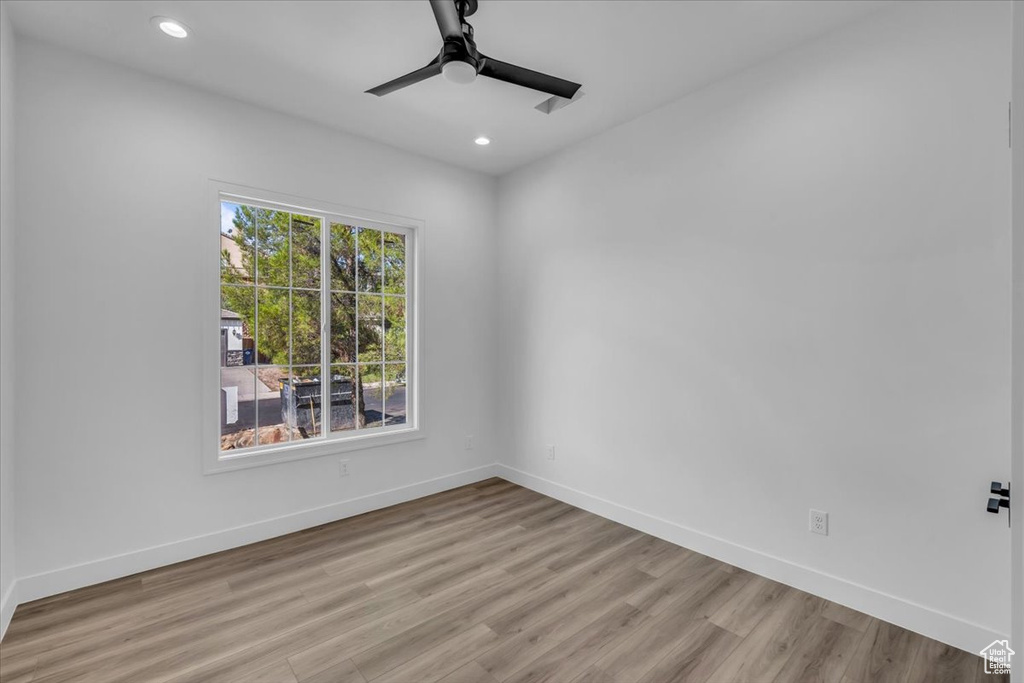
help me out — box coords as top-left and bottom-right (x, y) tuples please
(210, 189), (418, 472)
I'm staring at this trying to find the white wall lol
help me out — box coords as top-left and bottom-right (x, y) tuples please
(496, 0), (1012, 653)
(11, 38), (499, 599)
(0, 0), (19, 637)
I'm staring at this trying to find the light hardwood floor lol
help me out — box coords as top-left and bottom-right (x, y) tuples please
(0, 479), (1003, 683)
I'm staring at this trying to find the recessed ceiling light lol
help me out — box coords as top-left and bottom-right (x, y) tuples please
(152, 17), (189, 39)
(475, 137), (491, 146)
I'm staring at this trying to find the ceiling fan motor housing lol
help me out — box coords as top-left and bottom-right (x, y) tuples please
(440, 18), (483, 83)
(441, 33), (481, 73)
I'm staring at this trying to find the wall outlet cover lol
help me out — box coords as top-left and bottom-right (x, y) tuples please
(810, 509), (828, 536)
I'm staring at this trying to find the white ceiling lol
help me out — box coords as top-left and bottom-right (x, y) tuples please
(7, 0), (890, 175)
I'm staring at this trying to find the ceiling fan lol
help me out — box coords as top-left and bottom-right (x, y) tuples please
(366, 0), (582, 100)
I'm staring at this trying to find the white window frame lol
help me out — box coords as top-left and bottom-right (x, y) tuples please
(203, 181), (423, 474)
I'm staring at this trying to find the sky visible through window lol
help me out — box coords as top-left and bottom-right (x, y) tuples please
(221, 201), (240, 236)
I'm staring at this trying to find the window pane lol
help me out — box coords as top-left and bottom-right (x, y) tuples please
(358, 294), (383, 363)
(383, 232), (405, 295)
(384, 296), (405, 362)
(256, 208), (291, 287)
(221, 202), (254, 284)
(220, 364), (256, 451)
(291, 290), (320, 366)
(291, 214), (321, 289)
(330, 223), (357, 292)
(256, 365), (293, 445)
(331, 293), (357, 363)
(287, 366), (323, 439)
(359, 364), (384, 428)
(221, 285), (255, 450)
(221, 285), (254, 366)
(256, 288), (290, 365)
(384, 364), (406, 426)
(357, 228), (382, 292)
(330, 364), (358, 432)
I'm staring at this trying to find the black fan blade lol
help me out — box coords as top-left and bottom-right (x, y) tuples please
(429, 0), (464, 41)
(366, 60), (443, 96)
(479, 57), (581, 99)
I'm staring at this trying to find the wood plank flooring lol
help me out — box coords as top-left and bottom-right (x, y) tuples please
(0, 479), (1003, 683)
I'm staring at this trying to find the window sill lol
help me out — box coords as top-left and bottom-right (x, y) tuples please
(204, 427), (424, 474)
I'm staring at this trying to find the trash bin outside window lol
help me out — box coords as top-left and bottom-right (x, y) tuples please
(280, 373), (357, 434)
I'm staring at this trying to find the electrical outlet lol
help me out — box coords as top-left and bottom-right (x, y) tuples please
(339, 460), (350, 478)
(546, 445), (555, 461)
(809, 509), (828, 536)
(465, 435), (474, 450)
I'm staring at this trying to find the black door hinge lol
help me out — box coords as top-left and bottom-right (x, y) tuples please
(987, 481), (1011, 526)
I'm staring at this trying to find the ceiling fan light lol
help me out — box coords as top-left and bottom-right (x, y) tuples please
(441, 60), (477, 85)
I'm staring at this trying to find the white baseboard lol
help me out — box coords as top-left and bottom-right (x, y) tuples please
(0, 579), (16, 641)
(13, 464), (501, 610)
(496, 464), (1005, 656)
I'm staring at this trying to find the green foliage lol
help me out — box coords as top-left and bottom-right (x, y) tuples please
(384, 297), (405, 362)
(383, 232), (406, 295)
